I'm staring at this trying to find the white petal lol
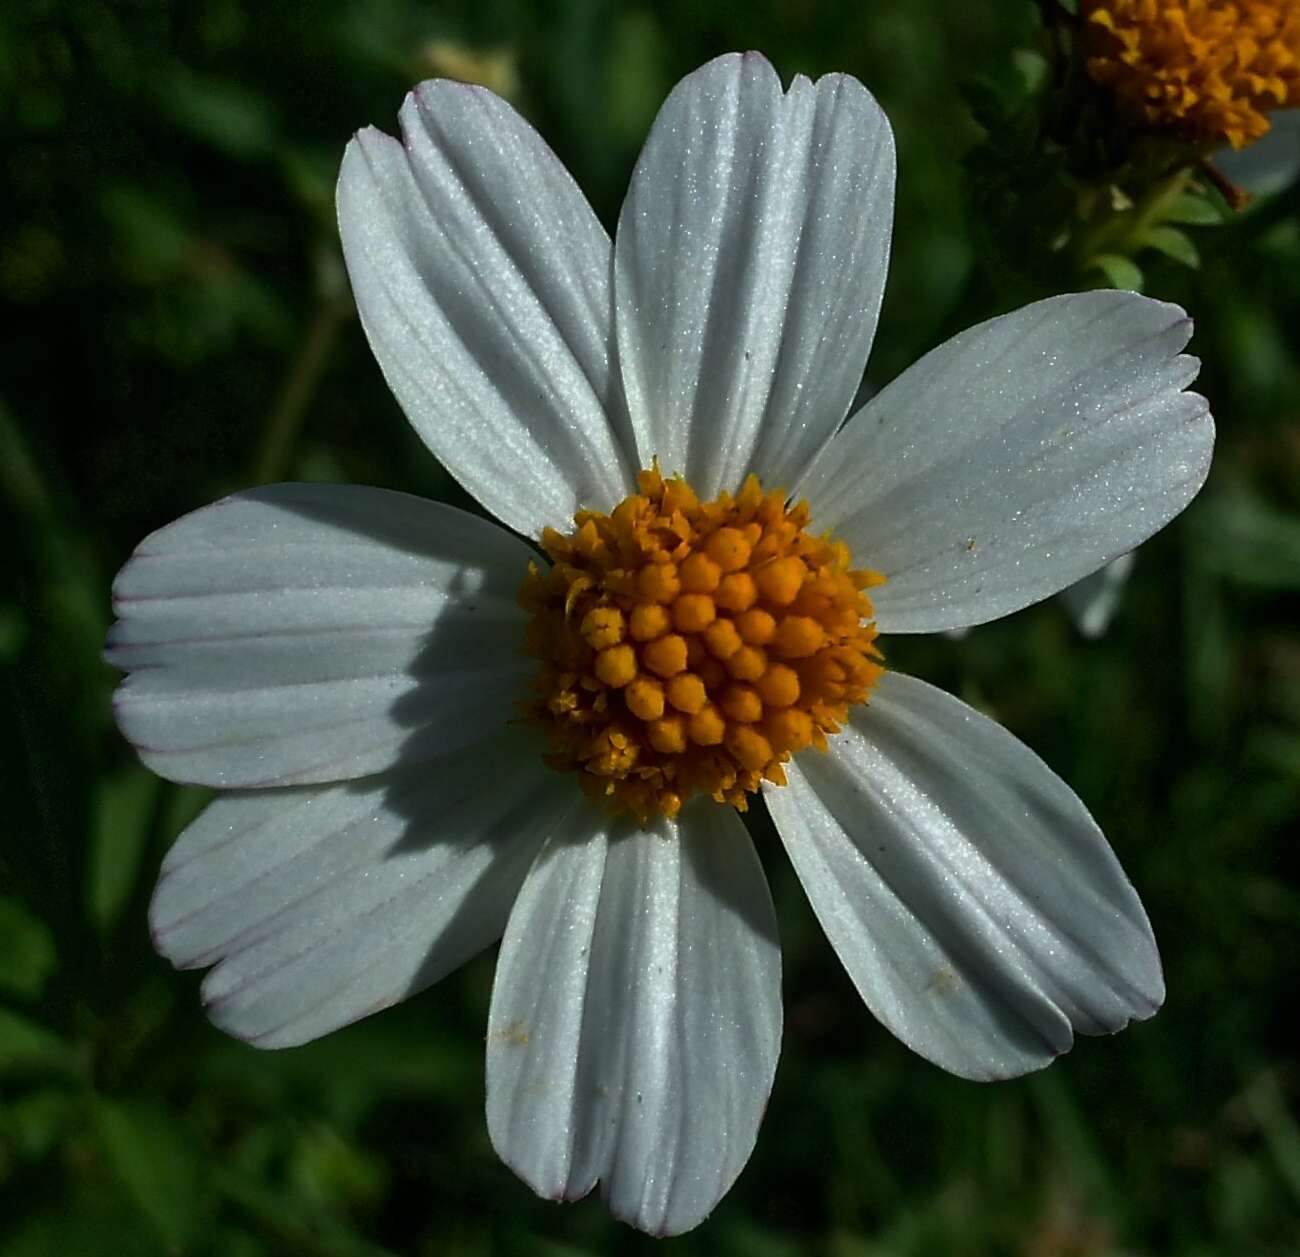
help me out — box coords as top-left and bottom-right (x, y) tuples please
(614, 52), (895, 496)
(337, 81), (636, 539)
(486, 802), (781, 1236)
(108, 483), (534, 787)
(1058, 551), (1137, 639)
(151, 731), (577, 1047)
(766, 671), (1162, 1081)
(797, 291), (1213, 633)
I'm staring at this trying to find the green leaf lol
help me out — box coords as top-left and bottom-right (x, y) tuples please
(0, 1007), (79, 1077)
(153, 64), (279, 159)
(1196, 491), (1300, 589)
(1162, 192), (1225, 226)
(92, 1097), (204, 1248)
(1028, 1071), (1121, 1210)
(0, 896), (57, 998)
(607, 9), (671, 145)
(961, 75), (1013, 132)
(1011, 48), (1048, 96)
(0, 601), (27, 660)
(1, 1087), (76, 1161)
(1088, 253), (1145, 292)
(88, 766), (161, 932)
(98, 182), (193, 280)
(0, 1196), (165, 1257)
(1141, 224), (1201, 268)
(161, 783), (214, 841)
(291, 1123), (387, 1210)
(1243, 1071), (1300, 1205)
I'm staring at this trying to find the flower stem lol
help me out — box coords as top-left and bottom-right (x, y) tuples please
(251, 284), (350, 485)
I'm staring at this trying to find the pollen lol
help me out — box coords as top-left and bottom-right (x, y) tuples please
(519, 463), (885, 823)
(1082, 0), (1300, 149)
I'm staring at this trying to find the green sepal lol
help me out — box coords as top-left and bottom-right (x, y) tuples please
(1161, 192), (1226, 226)
(1141, 224), (1201, 268)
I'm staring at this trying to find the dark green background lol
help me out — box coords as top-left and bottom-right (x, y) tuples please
(3, 1), (1299, 1253)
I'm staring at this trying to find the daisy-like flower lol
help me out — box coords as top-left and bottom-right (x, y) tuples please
(107, 54), (1214, 1236)
(1083, 0), (1300, 149)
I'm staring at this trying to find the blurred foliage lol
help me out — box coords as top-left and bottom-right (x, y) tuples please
(961, 2), (1294, 300)
(2, 0), (1299, 1254)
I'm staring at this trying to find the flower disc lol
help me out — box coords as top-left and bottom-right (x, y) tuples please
(520, 465), (885, 821)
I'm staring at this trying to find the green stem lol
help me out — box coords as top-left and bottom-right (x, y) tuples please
(1130, 165), (1193, 237)
(251, 292), (349, 485)
(0, 395), (55, 521)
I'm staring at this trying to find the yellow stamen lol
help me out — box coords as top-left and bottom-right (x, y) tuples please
(1082, 0), (1300, 148)
(647, 715), (688, 755)
(594, 643), (636, 688)
(756, 663), (801, 708)
(720, 684), (764, 724)
(688, 704), (727, 747)
(725, 645), (768, 682)
(665, 672), (708, 715)
(754, 556), (806, 606)
(628, 602), (671, 641)
(736, 607), (777, 645)
(705, 527), (752, 572)
(625, 676), (666, 722)
(715, 571), (758, 613)
(580, 606), (624, 650)
(519, 464), (885, 822)
(672, 593), (717, 633)
(772, 615), (826, 659)
(679, 552), (721, 592)
(703, 617), (743, 659)
(643, 634), (689, 679)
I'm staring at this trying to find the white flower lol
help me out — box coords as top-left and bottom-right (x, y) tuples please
(107, 53), (1214, 1237)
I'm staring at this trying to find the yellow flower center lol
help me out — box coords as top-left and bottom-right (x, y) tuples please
(1082, 0), (1300, 149)
(519, 465), (886, 823)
